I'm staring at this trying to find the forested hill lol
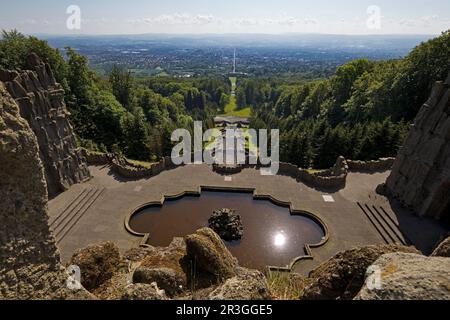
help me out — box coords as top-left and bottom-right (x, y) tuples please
(0, 30), (229, 161)
(243, 31), (449, 168)
(0, 30), (448, 168)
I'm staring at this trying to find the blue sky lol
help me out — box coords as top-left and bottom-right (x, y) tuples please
(0, 0), (448, 34)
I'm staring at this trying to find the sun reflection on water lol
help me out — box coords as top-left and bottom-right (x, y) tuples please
(273, 232), (286, 247)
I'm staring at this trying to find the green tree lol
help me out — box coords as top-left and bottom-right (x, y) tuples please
(121, 108), (151, 160)
(109, 65), (133, 111)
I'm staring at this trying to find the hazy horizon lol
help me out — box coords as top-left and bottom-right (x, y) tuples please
(1, 0), (448, 35)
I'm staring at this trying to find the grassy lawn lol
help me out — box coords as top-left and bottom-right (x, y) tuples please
(229, 76), (237, 91)
(221, 95), (251, 117)
(203, 128), (257, 152)
(305, 169), (328, 174)
(218, 77), (251, 118)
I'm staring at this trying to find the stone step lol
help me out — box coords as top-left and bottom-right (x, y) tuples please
(357, 202), (407, 245)
(357, 202), (392, 244)
(52, 187), (105, 243)
(49, 188), (90, 227)
(371, 205), (409, 245)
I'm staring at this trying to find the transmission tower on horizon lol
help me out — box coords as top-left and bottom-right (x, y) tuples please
(233, 48), (236, 73)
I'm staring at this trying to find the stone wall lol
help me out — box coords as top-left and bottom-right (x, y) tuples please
(0, 82), (91, 299)
(385, 74), (450, 220)
(347, 158), (395, 171)
(81, 149), (111, 165)
(279, 156), (348, 190)
(111, 156), (176, 179)
(0, 53), (90, 197)
(84, 147), (392, 190)
(83, 149), (176, 179)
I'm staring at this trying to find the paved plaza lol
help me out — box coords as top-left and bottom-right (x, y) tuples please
(49, 164), (447, 275)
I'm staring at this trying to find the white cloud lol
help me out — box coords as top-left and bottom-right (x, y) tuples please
(304, 18), (319, 25)
(234, 18), (259, 26)
(398, 14), (440, 27)
(137, 13), (218, 26)
(126, 13), (319, 29)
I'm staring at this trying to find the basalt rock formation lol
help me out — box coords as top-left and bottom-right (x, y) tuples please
(356, 253), (450, 300)
(0, 82), (91, 299)
(69, 242), (123, 291)
(185, 228), (238, 282)
(91, 230), (271, 300)
(299, 244), (420, 300)
(384, 73), (450, 220)
(208, 208), (244, 241)
(431, 236), (450, 257)
(0, 53), (90, 197)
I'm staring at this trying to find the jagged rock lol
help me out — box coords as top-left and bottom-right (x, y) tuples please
(69, 241), (122, 291)
(0, 82), (91, 299)
(123, 246), (157, 263)
(121, 283), (167, 300)
(93, 272), (132, 300)
(133, 267), (185, 297)
(356, 253), (450, 300)
(385, 74), (450, 220)
(208, 267), (272, 300)
(185, 228), (238, 282)
(300, 244), (420, 300)
(137, 238), (188, 296)
(0, 53), (90, 197)
(208, 208), (244, 241)
(431, 236), (450, 257)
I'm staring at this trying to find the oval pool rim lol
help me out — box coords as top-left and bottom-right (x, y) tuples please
(124, 185), (330, 272)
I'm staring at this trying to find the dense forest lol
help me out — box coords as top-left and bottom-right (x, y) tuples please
(0, 30), (449, 168)
(239, 31), (450, 168)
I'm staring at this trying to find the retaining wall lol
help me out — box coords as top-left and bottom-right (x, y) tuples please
(347, 158), (395, 171)
(83, 149), (392, 189)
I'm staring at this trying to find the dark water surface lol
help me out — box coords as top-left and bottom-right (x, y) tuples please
(129, 191), (325, 269)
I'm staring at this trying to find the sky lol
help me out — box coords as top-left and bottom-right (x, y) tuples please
(0, 0), (449, 35)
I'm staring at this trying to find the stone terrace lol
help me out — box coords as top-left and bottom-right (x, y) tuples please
(49, 164), (447, 275)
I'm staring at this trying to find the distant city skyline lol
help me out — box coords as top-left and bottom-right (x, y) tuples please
(0, 0), (449, 35)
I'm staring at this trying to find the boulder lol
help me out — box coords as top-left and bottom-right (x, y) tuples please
(93, 272), (131, 300)
(185, 228), (238, 282)
(431, 236), (450, 257)
(356, 253), (450, 300)
(300, 244), (420, 300)
(69, 241), (122, 291)
(208, 208), (244, 241)
(133, 267), (185, 297)
(208, 267), (272, 300)
(121, 283), (167, 300)
(137, 238), (188, 296)
(123, 246), (157, 262)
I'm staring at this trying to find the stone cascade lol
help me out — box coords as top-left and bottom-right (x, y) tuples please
(0, 53), (90, 197)
(385, 74), (450, 220)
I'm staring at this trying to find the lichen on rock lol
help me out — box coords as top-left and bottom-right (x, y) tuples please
(300, 244), (420, 300)
(208, 267), (272, 300)
(121, 283), (167, 300)
(185, 228), (238, 282)
(69, 241), (123, 291)
(356, 253), (450, 300)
